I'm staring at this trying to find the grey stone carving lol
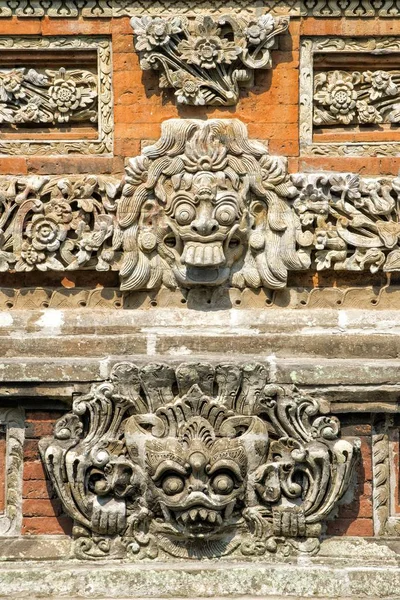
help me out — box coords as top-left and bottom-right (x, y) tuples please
(117, 118), (310, 290)
(301, 37), (400, 156)
(0, 66), (97, 126)
(130, 14), (289, 105)
(2, 119), (400, 281)
(372, 417), (400, 536)
(0, 407), (25, 536)
(314, 70), (400, 126)
(39, 362), (359, 560)
(0, 37), (112, 156)
(1, 0), (400, 18)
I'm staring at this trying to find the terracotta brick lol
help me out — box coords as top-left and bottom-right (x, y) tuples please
(112, 34), (134, 53)
(114, 52), (139, 71)
(23, 498), (63, 517)
(25, 420), (56, 439)
(24, 440), (41, 462)
(23, 461), (47, 481)
(326, 518), (373, 537)
(23, 479), (56, 500)
(0, 157), (27, 175)
(112, 16), (134, 35)
(0, 17), (41, 35)
(22, 516), (73, 535)
(27, 157), (114, 175)
(41, 17), (111, 36)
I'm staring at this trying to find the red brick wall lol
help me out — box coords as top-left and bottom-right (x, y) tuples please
(22, 410), (72, 535)
(0, 16), (400, 178)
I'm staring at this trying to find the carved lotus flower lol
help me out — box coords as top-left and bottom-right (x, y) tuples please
(356, 100), (383, 124)
(314, 71), (357, 125)
(294, 183), (330, 225)
(20, 242), (46, 268)
(245, 14), (275, 46)
(14, 101), (40, 123)
(131, 16), (182, 51)
(0, 69), (25, 101)
(365, 70), (398, 101)
(178, 17), (240, 70)
(49, 68), (96, 123)
(171, 71), (206, 105)
(26, 215), (60, 252)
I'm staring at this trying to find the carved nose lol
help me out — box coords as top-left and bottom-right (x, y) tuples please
(191, 218), (219, 236)
(188, 482), (209, 494)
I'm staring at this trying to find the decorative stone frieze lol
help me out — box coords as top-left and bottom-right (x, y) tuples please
(1, 0), (400, 18)
(0, 37), (112, 156)
(2, 119), (400, 283)
(130, 14), (289, 106)
(39, 361), (359, 560)
(301, 37), (400, 156)
(0, 66), (98, 127)
(0, 407), (25, 536)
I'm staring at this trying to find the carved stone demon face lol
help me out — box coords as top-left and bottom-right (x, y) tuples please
(145, 418), (247, 539)
(161, 171), (245, 286)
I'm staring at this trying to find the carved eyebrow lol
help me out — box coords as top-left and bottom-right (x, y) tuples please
(150, 460), (188, 482)
(207, 460), (244, 481)
(165, 193), (196, 216)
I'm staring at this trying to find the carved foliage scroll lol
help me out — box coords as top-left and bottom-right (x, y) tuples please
(40, 362), (359, 560)
(0, 407), (25, 536)
(130, 14), (289, 106)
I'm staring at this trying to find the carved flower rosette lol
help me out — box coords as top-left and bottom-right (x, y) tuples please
(40, 362), (359, 561)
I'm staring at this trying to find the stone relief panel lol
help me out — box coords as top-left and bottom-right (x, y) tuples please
(130, 14), (289, 106)
(300, 37), (400, 157)
(372, 416), (400, 536)
(0, 407), (25, 536)
(1, 0), (400, 18)
(39, 362), (359, 560)
(2, 119), (400, 284)
(0, 37), (112, 156)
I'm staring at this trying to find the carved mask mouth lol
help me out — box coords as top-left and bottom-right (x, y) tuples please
(181, 241), (225, 268)
(175, 506), (223, 533)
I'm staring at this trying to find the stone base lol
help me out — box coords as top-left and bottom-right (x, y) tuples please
(1, 538), (400, 599)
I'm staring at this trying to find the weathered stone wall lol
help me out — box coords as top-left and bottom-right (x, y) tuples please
(1, 2), (400, 598)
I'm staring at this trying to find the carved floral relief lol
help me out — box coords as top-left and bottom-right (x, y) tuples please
(0, 66), (98, 126)
(39, 362), (359, 560)
(2, 119), (400, 284)
(130, 14), (289, 105)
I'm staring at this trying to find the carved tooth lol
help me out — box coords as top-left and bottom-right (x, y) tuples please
(194, 245), (205, 266)
(216, 512), (223, 525)
(207, 511), (217, 523)
(199, 509), (208, 521)
(189, 509), (198, 521)
(213, 244), (224, 266)
(180, 512), (189, 524)
(183, 244), (195, 265)
(204, 246), (213, 266)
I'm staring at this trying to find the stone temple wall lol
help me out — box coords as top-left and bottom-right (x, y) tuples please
(1, 2), (400, 598)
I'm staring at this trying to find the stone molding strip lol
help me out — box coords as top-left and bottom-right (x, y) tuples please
(0, 407), (25, 537)
(1, 0), (400, 18)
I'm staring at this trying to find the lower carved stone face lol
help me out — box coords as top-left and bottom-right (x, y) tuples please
(145, 422), (247, 539)
(39, 362), (359, 561)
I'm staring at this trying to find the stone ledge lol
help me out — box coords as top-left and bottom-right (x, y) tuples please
(2, 555), (400, 599)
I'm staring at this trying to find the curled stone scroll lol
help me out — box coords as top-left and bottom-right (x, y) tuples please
(40, 362), (359, 560)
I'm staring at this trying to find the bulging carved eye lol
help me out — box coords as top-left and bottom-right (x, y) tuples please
(175, 203), (196, 225)
(161, 475), (185, 496)
(215, 205), (236, 226)
(211, 473), (234, 495)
